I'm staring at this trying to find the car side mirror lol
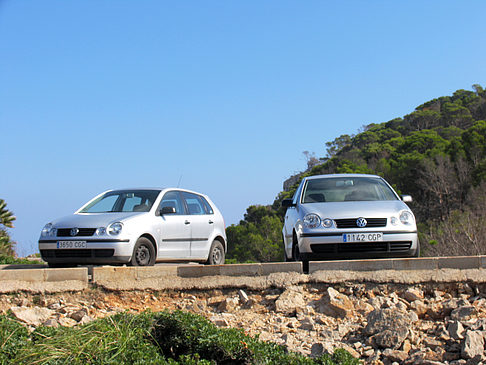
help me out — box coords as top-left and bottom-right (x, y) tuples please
(160, 206), (176, 215)
(401, 195), (413, 203)
(281, 199), (296, 208)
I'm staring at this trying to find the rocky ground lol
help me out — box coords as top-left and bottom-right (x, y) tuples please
(1, 281), (486, 364)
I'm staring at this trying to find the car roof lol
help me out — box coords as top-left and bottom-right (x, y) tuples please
(304, 173), (382, 180)
(104, 187), (207, 196)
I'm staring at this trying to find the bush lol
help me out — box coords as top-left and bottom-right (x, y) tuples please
(0, 255), (36, 265)
(0, 315), (29, 365)
(2, 311), (359, 364)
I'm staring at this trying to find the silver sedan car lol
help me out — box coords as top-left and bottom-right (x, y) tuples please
(39, 188), (227, 267)
(282, 174), (419, 262)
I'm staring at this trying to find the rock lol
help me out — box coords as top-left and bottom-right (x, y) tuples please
(48, 302), (61, 310)
(10, 306), (54, 326)
(355, 299), (374, 315)
(451, 306), (477, 321)
(383, 348), (408, 363)
(43, 318), (59, 327)
(210, 315), (229, 327)
(58, 317), (78, 327)
(217, 297), (239, 312)
(310, 343), (324, 358)
(275, 287), (305, 315)
(401, 339), (412, 353)
(365, 308), (411, 349)
(469, 318), (486, 331)
(298, 317), (315, 331)
(461, 330), (485, 359)
(79, 315), (94, 325)
(318, 287), (354, 318)
(403, 288), (424, 302)
(423, 337), (443, 350)
(238, 289), (249, 304)
(442, 298), (469, 316)
(410, 300), (428, 318)
(70, 309), (88, 322)
(448, 321), (465, 340)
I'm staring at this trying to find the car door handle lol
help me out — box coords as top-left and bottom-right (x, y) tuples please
(208, 220), (214, 224)
(185, 220), (191, 225)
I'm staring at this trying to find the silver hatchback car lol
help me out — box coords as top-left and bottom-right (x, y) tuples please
(39, 188), (227, 267)
(282, 174), (419, 262)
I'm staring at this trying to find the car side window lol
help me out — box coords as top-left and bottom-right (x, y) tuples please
(182, 192), (207, 215)
(200, 196), (214, 214)
(159, 191), (185, 215)
(293, 181), (304, 205)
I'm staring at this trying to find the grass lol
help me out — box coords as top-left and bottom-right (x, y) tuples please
(1, 311), (361, 365)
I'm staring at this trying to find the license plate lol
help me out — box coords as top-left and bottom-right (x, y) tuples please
(57, 241), (87, 249)
(343, 233), (383, 243)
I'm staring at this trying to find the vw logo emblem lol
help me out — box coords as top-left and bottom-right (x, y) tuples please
(356, 218), (367, 228)
(70, 227), (79, 236)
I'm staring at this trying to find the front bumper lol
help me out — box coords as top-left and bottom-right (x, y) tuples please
(38, 238), (133, 264)
(298, 231), (419, 260)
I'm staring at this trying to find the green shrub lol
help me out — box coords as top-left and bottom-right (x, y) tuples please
(3, 310), (359, 364)
(15, 312), (167, 364)
(0, 255), (36, 265)
(0, 315), (30, 365)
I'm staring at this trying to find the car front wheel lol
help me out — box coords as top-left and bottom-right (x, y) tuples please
(131, 237), (156, 266)
(206, 240), (225, 265)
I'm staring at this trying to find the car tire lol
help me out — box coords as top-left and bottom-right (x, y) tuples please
(130, 237), (156, 266)
(206, 240), (225, 265)
(292, 242), (301, 261)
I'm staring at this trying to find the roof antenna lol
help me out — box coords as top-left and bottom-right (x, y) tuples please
(177, 175), (183, 188)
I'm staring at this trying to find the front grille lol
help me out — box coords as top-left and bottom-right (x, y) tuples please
(41, 249), (114, 258)
(57, 228), (97, 237)
(335, 218), (387, 228)
(311, 241), (412, 254)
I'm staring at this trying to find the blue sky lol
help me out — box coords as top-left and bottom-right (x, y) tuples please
(1, 1), (485, 256)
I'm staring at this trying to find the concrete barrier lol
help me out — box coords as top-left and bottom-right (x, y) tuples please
(309, 256), (486, 274)
(0, 267), (89, 293)
(177, 262), (303, 278)
(0, 267), (88, 282)
(3, 256), (486, 292)
(92, 265), (178, 283)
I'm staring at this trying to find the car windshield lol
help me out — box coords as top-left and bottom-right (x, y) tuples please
(79, 190), (161, 213)
(301, 177), (398, 203)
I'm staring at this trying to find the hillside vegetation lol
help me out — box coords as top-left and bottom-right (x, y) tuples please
(227, 85), (486, 261)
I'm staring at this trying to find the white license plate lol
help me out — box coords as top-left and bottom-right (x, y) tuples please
(343, 233), (383, 243)
(57, 241), (87, 249)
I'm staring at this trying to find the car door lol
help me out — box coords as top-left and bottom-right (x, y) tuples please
(181, 192), (213, 259)
(156, 191), (191, 259)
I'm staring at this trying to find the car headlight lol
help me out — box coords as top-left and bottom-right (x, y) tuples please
(399, 211), (414, 225)
(303, 214), (321, 228)
(108, 222), (123, 235)
(41, 223), (56, 237)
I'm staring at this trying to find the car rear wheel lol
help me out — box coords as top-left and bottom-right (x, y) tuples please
(131, 237), (156, 266)
(206, 240), (225, 265)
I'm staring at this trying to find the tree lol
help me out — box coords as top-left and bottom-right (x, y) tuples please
(0, 199), (16, 256)
(226, 205), (284, 263)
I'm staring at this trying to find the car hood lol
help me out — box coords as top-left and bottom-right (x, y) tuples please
(302, 200), (412, 219)
(50, 212), (146, 228)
